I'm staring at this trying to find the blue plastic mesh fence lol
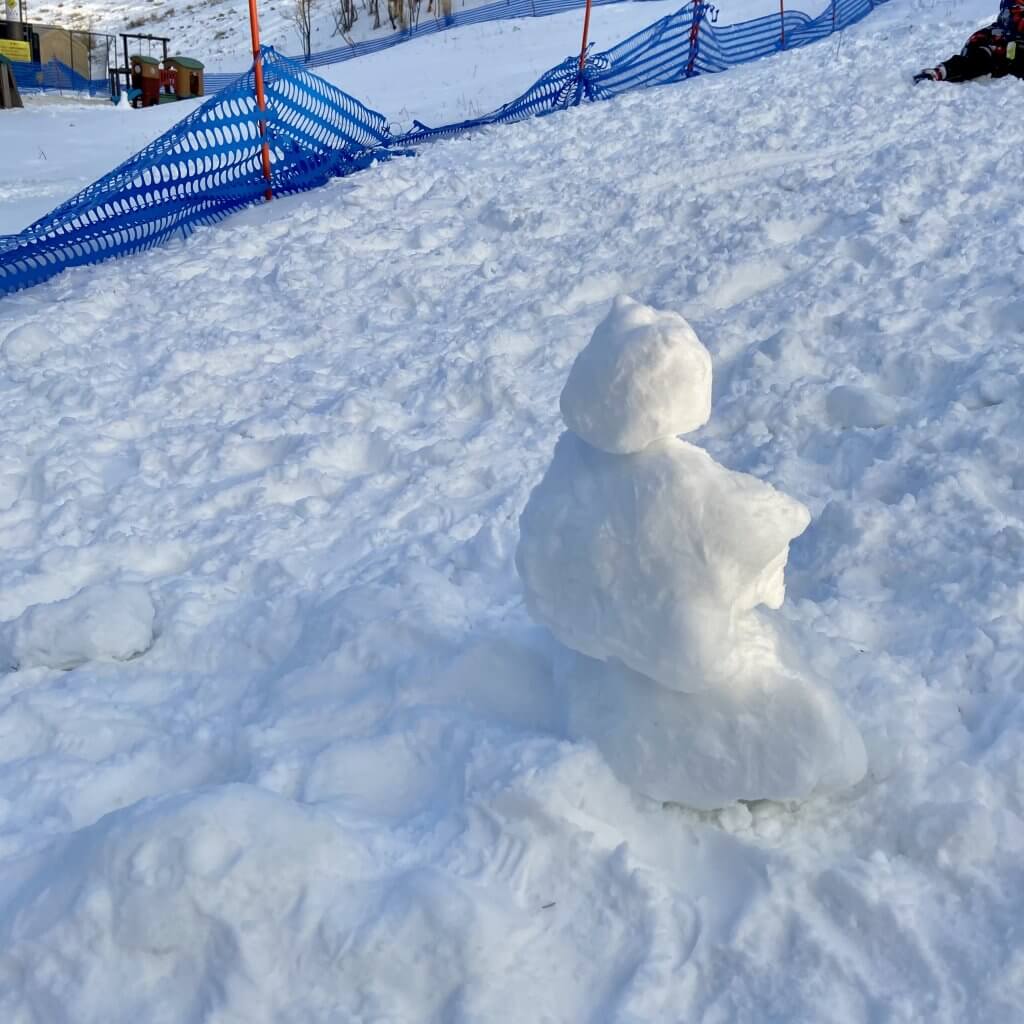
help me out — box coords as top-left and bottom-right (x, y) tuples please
(0, 49), (389, 295)
(2, 0), (889, 296)
(403, 0), (886, 139)
(10, 0), (877, 98)
(396, 2), (709, 143)
(696, 0), (876, 72)
(10, 58), (108, 94)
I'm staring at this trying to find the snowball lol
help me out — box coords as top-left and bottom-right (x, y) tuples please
(1, 583), (156, 671)
(560, 295), (712, 454)
(516, 432), (810, 692)
(565, 652), (867, 809)
(1, 321), (61, 369)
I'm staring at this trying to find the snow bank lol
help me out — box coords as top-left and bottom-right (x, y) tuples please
(0, 786), (380, 1020)
(0, 583), (156, 671)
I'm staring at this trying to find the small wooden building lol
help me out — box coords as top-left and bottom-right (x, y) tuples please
(130, 53), (161, 106)
(164, 55), (204, 98)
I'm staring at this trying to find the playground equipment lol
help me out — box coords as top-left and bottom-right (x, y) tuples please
(165, 55), (204, 98)
(110, 32), (204, 106)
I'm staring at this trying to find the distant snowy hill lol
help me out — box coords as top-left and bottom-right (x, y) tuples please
(30, 0), (457, 70)
(28, 0), (820, 71)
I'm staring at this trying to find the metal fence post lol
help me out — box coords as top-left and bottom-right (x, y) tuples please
(247, 0), (274, 200)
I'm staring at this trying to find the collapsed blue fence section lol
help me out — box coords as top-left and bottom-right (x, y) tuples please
(1, 0), (889, 297)
(0, 49), (389, 295)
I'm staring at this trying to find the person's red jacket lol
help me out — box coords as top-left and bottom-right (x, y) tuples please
(966, 0), (1024, 58)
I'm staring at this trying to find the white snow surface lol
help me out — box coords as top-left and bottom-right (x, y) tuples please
(516, 431), (811, 688)
(3, 1), (1024, 1020)
(559, 294), (713, 452)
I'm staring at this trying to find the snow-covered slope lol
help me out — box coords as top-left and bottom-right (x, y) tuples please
(0, 0), (819, 236)
(29, 0), (444, 70)
(28, 0), (819, 71)
(30, 0), (652, 70)
(3, 2), (1024, 1021)
(0, 0), (682, 234)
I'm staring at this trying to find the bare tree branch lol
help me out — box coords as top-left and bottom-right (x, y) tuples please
(290, 0), (317, 58)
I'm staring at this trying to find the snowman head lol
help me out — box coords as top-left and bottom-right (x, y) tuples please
(560, 295), (713, 455)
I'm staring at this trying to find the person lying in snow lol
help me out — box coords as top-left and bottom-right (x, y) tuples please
(915, 0), (1024, 82)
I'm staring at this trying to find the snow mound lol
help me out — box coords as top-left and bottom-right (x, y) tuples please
(0, 786), (380, 1019)
(517, 431), (810, 690)
(559, 295), (713, 454)
(565, 652), (867, 810)
(1, 583), (156, 671)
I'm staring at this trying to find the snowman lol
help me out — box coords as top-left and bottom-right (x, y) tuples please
(516, 296), (866, 809)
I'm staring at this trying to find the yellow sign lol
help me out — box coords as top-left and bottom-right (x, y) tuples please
(0, 39), (30, 62)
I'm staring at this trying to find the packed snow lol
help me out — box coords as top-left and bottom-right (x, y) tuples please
(3, 0), (1024, 1020)
(0, 582), (156, 671)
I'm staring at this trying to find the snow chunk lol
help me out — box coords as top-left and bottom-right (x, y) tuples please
(565, 653), (867, 809)
(898, 801), (997, 869)
(560, 295), (712, 453)
(516, 432), (810, 691)
(1, 583), (156, 671)
(1, 321), (61, 369)
(825, 384), (900, 429)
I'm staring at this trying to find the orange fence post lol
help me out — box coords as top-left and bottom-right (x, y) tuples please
(578, 0), (593, 71)
(248, 0), (273, 201)
(686, 0), (703, 76)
